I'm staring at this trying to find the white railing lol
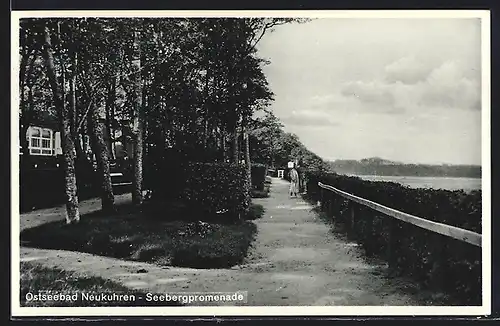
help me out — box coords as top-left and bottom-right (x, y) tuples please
(318, 182), (481, 247)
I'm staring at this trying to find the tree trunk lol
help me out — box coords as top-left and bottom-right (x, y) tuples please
(270, 136), (275, 169)
(110, 77), (116, 159)
(243, 124), (251, 189)
(87, 112), (95, 161)
(210, 125), (217, 155)
(20, 54), (36, 165)
(203, 63), (211, 149)
(203, 119), (209, 151)
(89, 98), (115, 212)
(141, 77), (148, 188)
(232, 125), (239, 164)
(105, 79), (116, 160)
(131, 29), (144, 205)
(69, 51), (85, 160)
(83, 115), (90, 156)
(43, 25), (80, 224)
(20, 87), (33, 159)
(221, 131), (227, 162)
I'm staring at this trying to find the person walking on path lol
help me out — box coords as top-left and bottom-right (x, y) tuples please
(289, 166), (300, 198)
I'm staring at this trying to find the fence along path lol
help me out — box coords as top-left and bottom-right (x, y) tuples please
(317, 182), (482, 247)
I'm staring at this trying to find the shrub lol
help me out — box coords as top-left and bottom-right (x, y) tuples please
(251, 180), (271, 198)
(305, 170), (482, 305)
(250, 188), (270, 198)
(146, 148), (187, 201)
(251, 163), (267, 191)
(182, 162), (250, 220)
(245, 203), (265, 220)
(20, 156), (99, 212)
(306, 171), (481, 232)
(149, 161), (250, 222)
(20, 168), (65, 211)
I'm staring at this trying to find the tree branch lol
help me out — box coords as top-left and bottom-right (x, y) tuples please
(75, 71), (97, 133)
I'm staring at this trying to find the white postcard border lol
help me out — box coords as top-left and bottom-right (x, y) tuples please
(11, 9), (492, 317)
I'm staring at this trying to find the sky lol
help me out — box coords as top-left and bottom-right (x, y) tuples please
(257, 18), (482, 165)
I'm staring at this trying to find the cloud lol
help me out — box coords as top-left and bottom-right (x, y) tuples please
(308, 92), (403, 115)
(309, 94), (358, 110)
(420, 60), (481, 110)
(340, 80), (395, 107)
(338, 58), (480, 112)
(280, 109), (340, 127)
(384, 56), (432, 84)
(309, 94), (340, 107)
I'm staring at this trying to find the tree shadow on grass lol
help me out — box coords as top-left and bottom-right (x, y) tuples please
(20, 202), (259, 270)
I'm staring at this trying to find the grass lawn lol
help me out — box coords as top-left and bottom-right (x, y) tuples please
(21, 203), (265, 269)
(20, 262), (181, 307)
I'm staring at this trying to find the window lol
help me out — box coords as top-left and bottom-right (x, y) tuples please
(28, 127), (53, 156)
(31, 138), (40, 148)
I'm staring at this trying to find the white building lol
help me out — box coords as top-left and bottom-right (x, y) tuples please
(22, 125), (62, 156)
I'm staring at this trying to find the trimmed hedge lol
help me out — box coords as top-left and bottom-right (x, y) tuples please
(251, 163), (267, 191)
(150, 161), (250, 222)
(251, 176), (272, 198)
(20, 156), (99, 212)
(182, 162), (250, 218)
(304, 170), (482, 305)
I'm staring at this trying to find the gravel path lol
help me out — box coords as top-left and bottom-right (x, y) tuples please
(19, 178), (429, 306)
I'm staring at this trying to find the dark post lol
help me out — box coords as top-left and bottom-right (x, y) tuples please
(327, 196), (333, 218)
(386, 217), (396, 268)
(430, 232), (446, 291)
(320, 187), (325, 210)
(361, 207), (373, 255)
(350, 202), (356, 231)
(328, 194), (335, 219)
(303, 171), (308, 194)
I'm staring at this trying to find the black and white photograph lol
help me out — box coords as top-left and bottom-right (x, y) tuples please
(11, 10), (491, 317)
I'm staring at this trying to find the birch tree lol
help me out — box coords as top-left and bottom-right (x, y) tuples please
(42, 22), (80, 224)
(131, 27), (144, 205)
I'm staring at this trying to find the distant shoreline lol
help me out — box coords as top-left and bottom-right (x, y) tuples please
(346, 174), (481, 180)
(329, 157), (481, 179)
(346, 174), (482, 191)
